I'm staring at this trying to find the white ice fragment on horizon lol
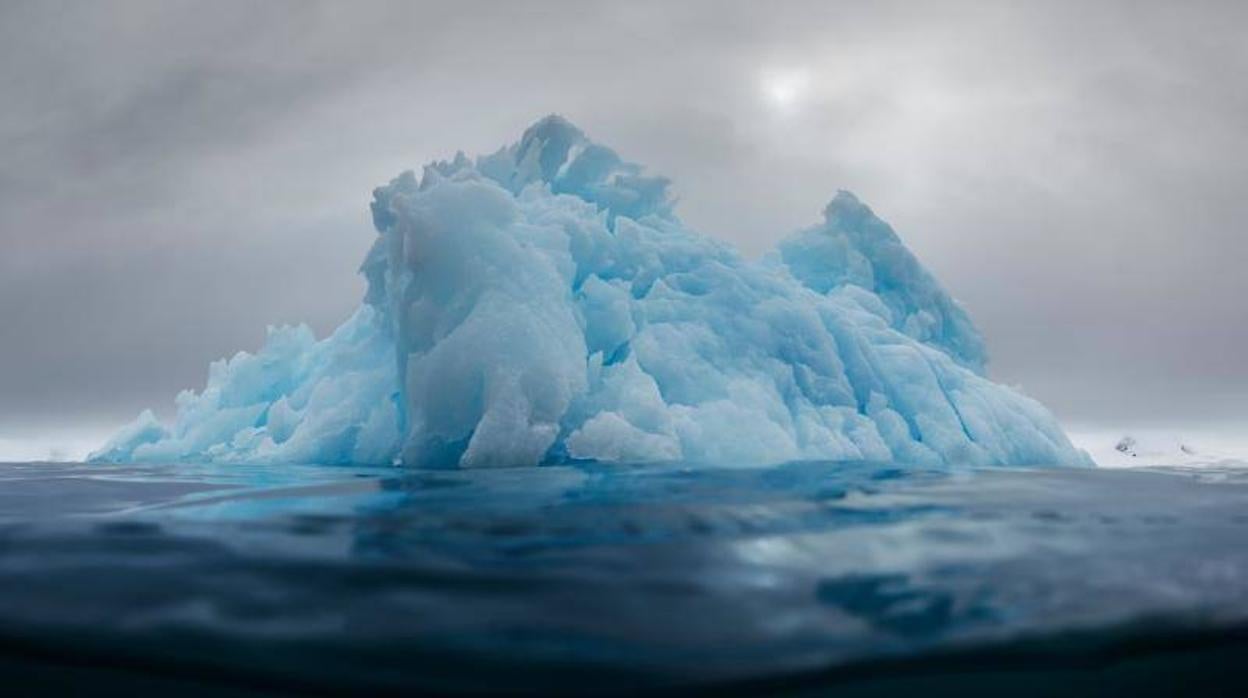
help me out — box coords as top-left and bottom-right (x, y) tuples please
(92, 115), (1090, 468)
(1072, 429), (1248, 468)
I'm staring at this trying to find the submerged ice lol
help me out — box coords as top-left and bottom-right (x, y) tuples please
(92, 116), (1089, 468)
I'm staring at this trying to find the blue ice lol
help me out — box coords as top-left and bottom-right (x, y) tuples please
(91, 116), (1089, 468)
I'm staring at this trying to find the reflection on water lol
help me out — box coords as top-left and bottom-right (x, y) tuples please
(1, 460), (1247, 694)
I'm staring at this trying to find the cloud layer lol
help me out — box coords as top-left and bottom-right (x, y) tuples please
(2, 0), (1246, 438)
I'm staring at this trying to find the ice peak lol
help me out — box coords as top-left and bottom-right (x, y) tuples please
(822, 189), (870, 223)
(779, 190), (988, 372)
(475, 115), (673, 223)
(514, 113), (586, 180)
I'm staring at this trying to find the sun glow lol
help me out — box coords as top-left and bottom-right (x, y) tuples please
(761, 69), (811, 111)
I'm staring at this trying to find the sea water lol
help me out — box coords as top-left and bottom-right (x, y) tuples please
(1, 460), (1246, 695)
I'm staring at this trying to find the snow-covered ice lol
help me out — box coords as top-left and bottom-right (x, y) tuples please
(1068, 428), (1248, 469)
(92, 116), (1089, 468)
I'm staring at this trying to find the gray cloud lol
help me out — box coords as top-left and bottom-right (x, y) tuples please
(1, 0), (1246, 439)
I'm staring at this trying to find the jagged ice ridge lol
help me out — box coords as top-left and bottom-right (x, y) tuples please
(91, 116), (1089, 468)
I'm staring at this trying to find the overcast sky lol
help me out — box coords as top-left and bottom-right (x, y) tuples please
(2, 0), (1246, 452)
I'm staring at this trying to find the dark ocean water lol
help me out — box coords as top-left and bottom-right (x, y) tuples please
(1, 459), (1247, 695)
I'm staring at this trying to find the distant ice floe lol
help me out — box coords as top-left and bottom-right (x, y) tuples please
(1069, 429), (1248, 469)
(92, 116), (1089, 468)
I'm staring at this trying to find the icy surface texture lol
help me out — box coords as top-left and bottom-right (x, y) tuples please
(776, 192), (986, 373)
(93, 308), (401, 465)
(92, 116), (1089, 468)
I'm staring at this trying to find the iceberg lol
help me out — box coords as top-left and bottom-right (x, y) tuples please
(92, 116), (1089, 468)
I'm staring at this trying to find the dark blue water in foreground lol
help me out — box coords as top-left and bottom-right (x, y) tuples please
(2, 460), (1248, 695)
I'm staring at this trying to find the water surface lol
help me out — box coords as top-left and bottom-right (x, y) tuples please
(1, 460), (1247, 695)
